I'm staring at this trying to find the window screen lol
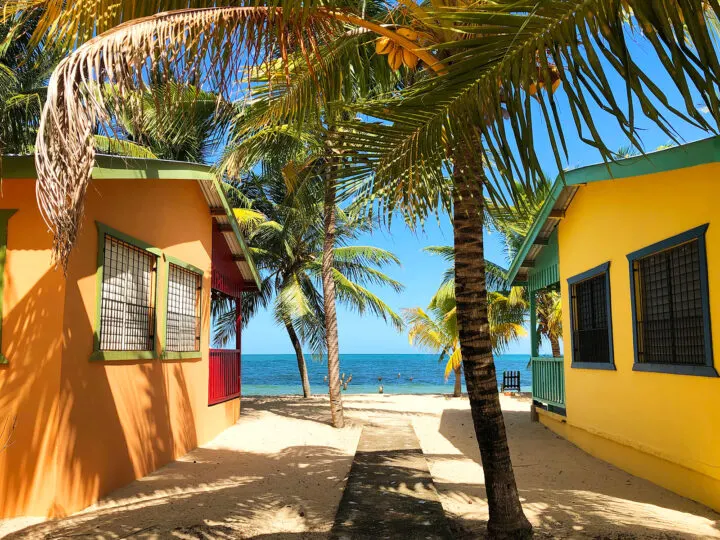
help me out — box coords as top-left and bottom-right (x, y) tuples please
(166, 264), (201, 352)
(99, 235), (157, 351)
(633, 239), (706, 365)
(571, 273), (611, 364)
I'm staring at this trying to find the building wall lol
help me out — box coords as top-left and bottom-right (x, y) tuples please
(555, 163), (720, 510)
(0, 179), (66, 518)
(0, 178), (241, 519)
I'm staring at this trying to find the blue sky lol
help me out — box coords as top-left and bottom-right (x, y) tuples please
(242, 30), (715, 355)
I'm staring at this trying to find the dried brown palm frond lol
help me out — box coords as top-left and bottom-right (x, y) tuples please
(34, 5), (445, 267)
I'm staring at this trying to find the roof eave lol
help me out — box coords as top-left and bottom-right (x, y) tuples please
(506, 135), (720, 285)
(0, 154), (262, 291)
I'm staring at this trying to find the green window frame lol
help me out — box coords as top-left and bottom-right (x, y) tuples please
(627, 224), (716, 377)
(0, 210), (17, 364)
(568, 262), (615, 370)
(161, 255), (204, 360)
(91, 222), (161, 361)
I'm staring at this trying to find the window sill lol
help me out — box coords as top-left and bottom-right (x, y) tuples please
(571, 362), (616, 371)
(162, 351), (202, 360)
(90, 350), (158, 362)
(632, 363), (718, 377)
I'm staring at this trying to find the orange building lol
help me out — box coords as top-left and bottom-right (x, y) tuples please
(0, 154), (260, 519)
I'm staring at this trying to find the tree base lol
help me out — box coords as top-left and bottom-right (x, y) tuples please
(487, 518), (533, 540)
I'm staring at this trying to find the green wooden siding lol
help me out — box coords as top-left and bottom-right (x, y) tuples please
(528, 229), (559, 293)
(531, 356), (565, 408)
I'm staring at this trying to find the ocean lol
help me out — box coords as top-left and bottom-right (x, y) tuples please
(242, 353), (531, 395)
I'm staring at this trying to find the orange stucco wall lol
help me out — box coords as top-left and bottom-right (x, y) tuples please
(0, 178), (240, 519)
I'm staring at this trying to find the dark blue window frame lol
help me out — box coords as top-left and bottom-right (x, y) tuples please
(568, 262), (616, 370)
(627, 224), (716, 377)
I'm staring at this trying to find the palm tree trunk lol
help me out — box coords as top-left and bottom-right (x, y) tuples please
(550, 335), (561, 358)
(453, 366), (462, 397)
(283, 317), (311, 398)
(322, 177), (344, 428)
(452, 156), (532, 538)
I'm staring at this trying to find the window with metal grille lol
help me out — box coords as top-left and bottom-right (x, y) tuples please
(166, 264), (201, 352)
(99, 234), (157, 351)
(568, 262), (614, 369)
(632, 238), (707, 366)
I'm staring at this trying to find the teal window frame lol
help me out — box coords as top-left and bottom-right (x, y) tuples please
(0, 210), (17, 364)
(568, 262), (616, 371)
(627, 224), (716, 377)
(91, 222), (161, 362)
(160, 255), (204, 360)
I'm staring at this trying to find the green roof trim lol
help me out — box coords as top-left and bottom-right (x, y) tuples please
(507, 135), (720, 286)
(1, 154), (215, 181)
(0, 154), (261, 290)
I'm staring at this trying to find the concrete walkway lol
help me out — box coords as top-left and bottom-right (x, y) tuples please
(331, 417), (452, 539)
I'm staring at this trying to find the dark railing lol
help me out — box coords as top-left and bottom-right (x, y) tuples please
(209, 349), (241, 405)
(531, 356), (565, 408)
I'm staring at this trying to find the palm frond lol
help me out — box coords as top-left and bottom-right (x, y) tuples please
(93, 135), (157, 158)
(334, 1), (720, 222)
(33, 6), (347, 265)
(331, 268), (404, 330)
(443, 346), (462, 381)
(422, 245), (454, 263)
(404, 307), (448, 352)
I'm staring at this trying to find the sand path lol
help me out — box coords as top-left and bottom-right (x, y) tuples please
(2, 394), (718, 539)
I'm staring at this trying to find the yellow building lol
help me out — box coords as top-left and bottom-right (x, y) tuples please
(507, 136), (720, 512)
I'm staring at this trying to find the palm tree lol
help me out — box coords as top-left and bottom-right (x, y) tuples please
(0, 13), (64, 154)
(407, 246), (526, 397)
(0, 15), (154, 158)
(23, 2), (720, 536)
(217, 164), (404, 398)
(105, 82), (233, 163)
(406, 290), (526, 398)
(486, 183), (565, 359)
(536, 291), (562, 358)
(215, 20), (405, 426)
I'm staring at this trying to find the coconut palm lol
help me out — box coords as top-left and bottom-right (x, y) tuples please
(216, 164), (404, 398)
(20, 1), (720, 536)
(487, 183), (565, 359)
(406, 289), (526, 398)
(407, 246), (527, 397)
(216, 19), (405, 426)
(0, 15), (154, 158)
(0, 13), (64, 154)
(105, 82), (233, 163)
(536, 291), (563, 358)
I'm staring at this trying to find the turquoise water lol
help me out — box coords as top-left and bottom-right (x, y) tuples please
(242, 353), (531, 395)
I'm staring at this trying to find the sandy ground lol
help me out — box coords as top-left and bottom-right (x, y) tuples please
(2, 394), (719, 539)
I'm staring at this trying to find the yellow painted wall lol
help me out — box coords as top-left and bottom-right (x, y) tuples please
(0, 178), (240, 519)
(557, 163), (720, 510)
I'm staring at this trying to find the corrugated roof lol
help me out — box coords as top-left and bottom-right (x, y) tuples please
(0, 154), (261, 290)
(507, 135), (720, 286)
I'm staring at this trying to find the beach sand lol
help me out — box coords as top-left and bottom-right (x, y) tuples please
(2, 393), (718, 539)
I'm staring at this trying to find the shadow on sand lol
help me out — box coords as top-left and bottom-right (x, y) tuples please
(433, 407), (720, 539)
(8, 395), (720, 539)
